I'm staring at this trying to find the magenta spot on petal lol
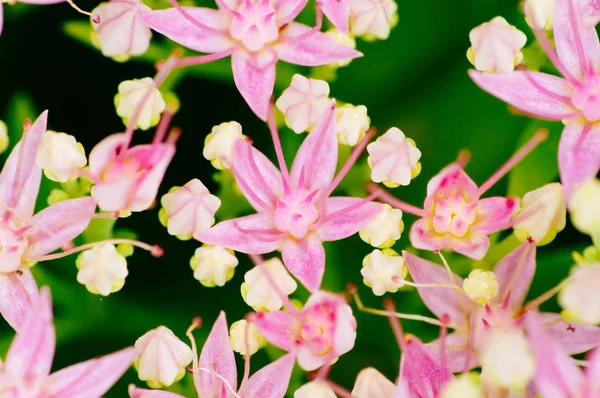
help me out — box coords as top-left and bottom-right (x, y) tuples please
(92, 14), (101, 24)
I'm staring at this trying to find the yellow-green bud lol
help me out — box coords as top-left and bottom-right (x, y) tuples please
(463, 269), (499, 305)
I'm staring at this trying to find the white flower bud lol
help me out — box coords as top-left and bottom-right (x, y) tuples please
(361, 249), (407, 296)
(480, 329), (535, 392)
(135, 326), (193, 388)
(336, 104), (370, 146)
(325, 29), (357, 67)
(349, 0), (398, 41)
(467, 17), (527, 73)
(514, 183), (566, 245)
(276, 75), (330, 134)
(115, 78), (166, 130)
(440, 372), (483, 398)
(559, 263), (600, 325)
(76, 244), (128, 296)
(159, 179), (221, 240)
(524, 0), (554, 30)
(0, 120), (9, 155)
(463, 269), (499, 305)
(229, 319), (266, 357)
(367, 128), (421, 188)
(359, 204), (403, 248)
(294, 380), (336, 398)
(241, 258), (297, 311)
(571, 179), (600, 248)
(203, 121), (245, 170)
(190, 245), (238, 287)
(36, 131), (87, 183)
(352, 367), (395, 398)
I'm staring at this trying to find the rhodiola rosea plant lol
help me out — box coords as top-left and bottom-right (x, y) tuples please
(1, 0), (600, 396)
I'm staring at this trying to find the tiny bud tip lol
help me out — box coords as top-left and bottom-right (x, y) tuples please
(151, 245), (164, 257)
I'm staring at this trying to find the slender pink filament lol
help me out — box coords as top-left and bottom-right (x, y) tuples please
(245, 138), (278, 205)
(167, 0), (227, 34)
(320, 190), (379, 224)
(532, 28), (582, 85)
(567, 0), (591, 77)
(521, 68), (577, 104)
(152, 110), (175, 145)
(366, 183), (429, 218)
(29, 238), (161, 262)
(305, 103), (336, 188)
(175, 47), (237, 68)
(281, 7), (323, 43)
(267, 102), (291, 184)
(455, 149), (471, 168)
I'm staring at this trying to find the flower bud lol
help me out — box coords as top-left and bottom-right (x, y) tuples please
(36, 131), (87, 183)
(159, 179), (221, 240)
(367, 128), (421, 188)
(524, 0), (554, 30)
(241, 258), (297, 311)
(324, 29), (357, 67)
(479, 329), (535, 392)
(134, 326), (193, 388)
(0, 120), (8, 155)
(336, 104), (370, 146)
(203, 121), (245, 170)
(47, 189), (70, 206)
(440, 372), (483, 398)
(559, 263), (600, 325)
(276, 75), (330, 134)
(115, 78), (166, 130)
(359, 204), (403, 248)
(294, 380), (336, 398)
(573, 246), (600, 265)
(349, 0), (398, 41)
(190, 245), (238, 287)
(571, 179), (600, 247)
(467, 17), (527, 73)
(352, 367), (395, 398)
(514, 182), (566, 246)
(229, 319), (266, 357)
(361, 249), (407, 296)
(76, 244), (128, 296)
(463, 269), (499, 305)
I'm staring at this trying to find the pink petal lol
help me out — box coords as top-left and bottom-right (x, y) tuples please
(319, 0), (350, 33)
(88, 134), (124, 176)
(24, 197), (96, 258)
(558, 121), (600, 201)
(195, 213), (283, 254)
(290, 102), (337, 191)
(493, 241), (536, 309)
(554, 0), (600, 80)
(5, 287), (54, 380)
(468, 70), (578, 120)
(541, 313), (600, 355)
(524, 311), (585, 397)
(281, 234), (325, 291)
(448, 233), (491, 261)
(198, 312), (237, 396)
(0, 4), (4, 36)
(0, 268), (39, 331)
(400, 335), (455, 398)
(128, 385), (185, 398)
(250, 310), (298, 351)
(233, 139), (283, 213)
(0, 111), (47, 219)
(585, 348), (600, 388)
(409, 218), (445, 253)
(129, 144), (176, 212)
(275, 22), (362, 66)
(274, 0), (308, 26)
(242, 353), (295, 398)
(393, 381), (411, 398)
(231, 49), (276, 121)
(45, 347), (137, 397)
(425, 164), (478, 202)
(402, 251), (471, 327)
(473, 196), (519, 235)
(141, 8), (233, 53)
(317, 197), (383, 241)
(426, 332), (478, 373)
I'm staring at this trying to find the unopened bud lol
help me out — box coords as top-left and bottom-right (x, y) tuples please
(190, 245), (238, 287)
(559, 263), (600, 325)
(514, 183), (566, 246)
(463, 269), (499, 305)
(229, 319), (266, 357)
(336, 104), (370, 146)
(115, 78), (165, 130)
(203, 121), (245, 170)
(76, 244), (128, 296)
(359, 204), (403, 248)
(351, 367), (395, 398)
(241, 258), (297, 311)
(367, 128), (421, 188)
(36, 131), (87, 183)
(361, 249), (407, 296)
(276, 74), (330, 134)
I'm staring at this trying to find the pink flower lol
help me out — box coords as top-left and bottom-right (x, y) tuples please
(0, 287), (136, 397)
(141, 1), (361, 120)
(404, 241), (600, 373)
(525, 311), (600, 398)
(251, 291), (357, 371)
(469, 0), (600, 201)
(0, 0), (66, 36)
(196, 104), (383, 291)
(129, 312), (295, 398)
(0, 112), (96, 331)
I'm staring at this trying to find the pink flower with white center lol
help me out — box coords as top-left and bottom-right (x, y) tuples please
(129, 312), (295, 398)
(0, 112), (97, 331)
(251, 291), (357, 371)
(469, 0), (600, 201)
(141, 0), (361, 120)
(404, 241), (600, 373)
(92, 0), (152, 60)
(0, 0), (66, 37)
(0, 287), (136, 397)
(196, 103), (383, 291)
(525, 311), (600, 398)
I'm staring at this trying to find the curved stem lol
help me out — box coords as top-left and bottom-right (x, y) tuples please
(267, 101), (290, 184)
(366, 183), (429, 217)
(30, 238), (162, 262)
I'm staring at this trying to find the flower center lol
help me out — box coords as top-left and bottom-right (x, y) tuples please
(571, 74), (600, 122)
(470, 303), (516, 354)
(431, 194), (476, 237)
(273, 188), (320, 239)
(301, 303), (336, 356)
(229, 0), (279, 52)
(0, 223), (29, 273)
(101, 154), (145, 183)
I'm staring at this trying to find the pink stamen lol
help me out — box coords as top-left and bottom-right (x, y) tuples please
(567, 0), (591, 76)
(152, 110), (175, 145)
(305, 102), (336, 188)
(244, 142), (278, 205)
(248, 254), (299, 314)
(383, 298), (408, 353)
(455, 149), (471, 168)
(477, 129), (548, 195)
(366, 183), (429, 218)
(532, 28), (582, 85)
(167, 0), (227, 34)
(175, 47), (237, 68)
(519, 67), (578, 105)
(29, 238), (163, 262)
(439, 314), (450, 373)
(320, 190), (379, 224)
(267, 101), (291, 184)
